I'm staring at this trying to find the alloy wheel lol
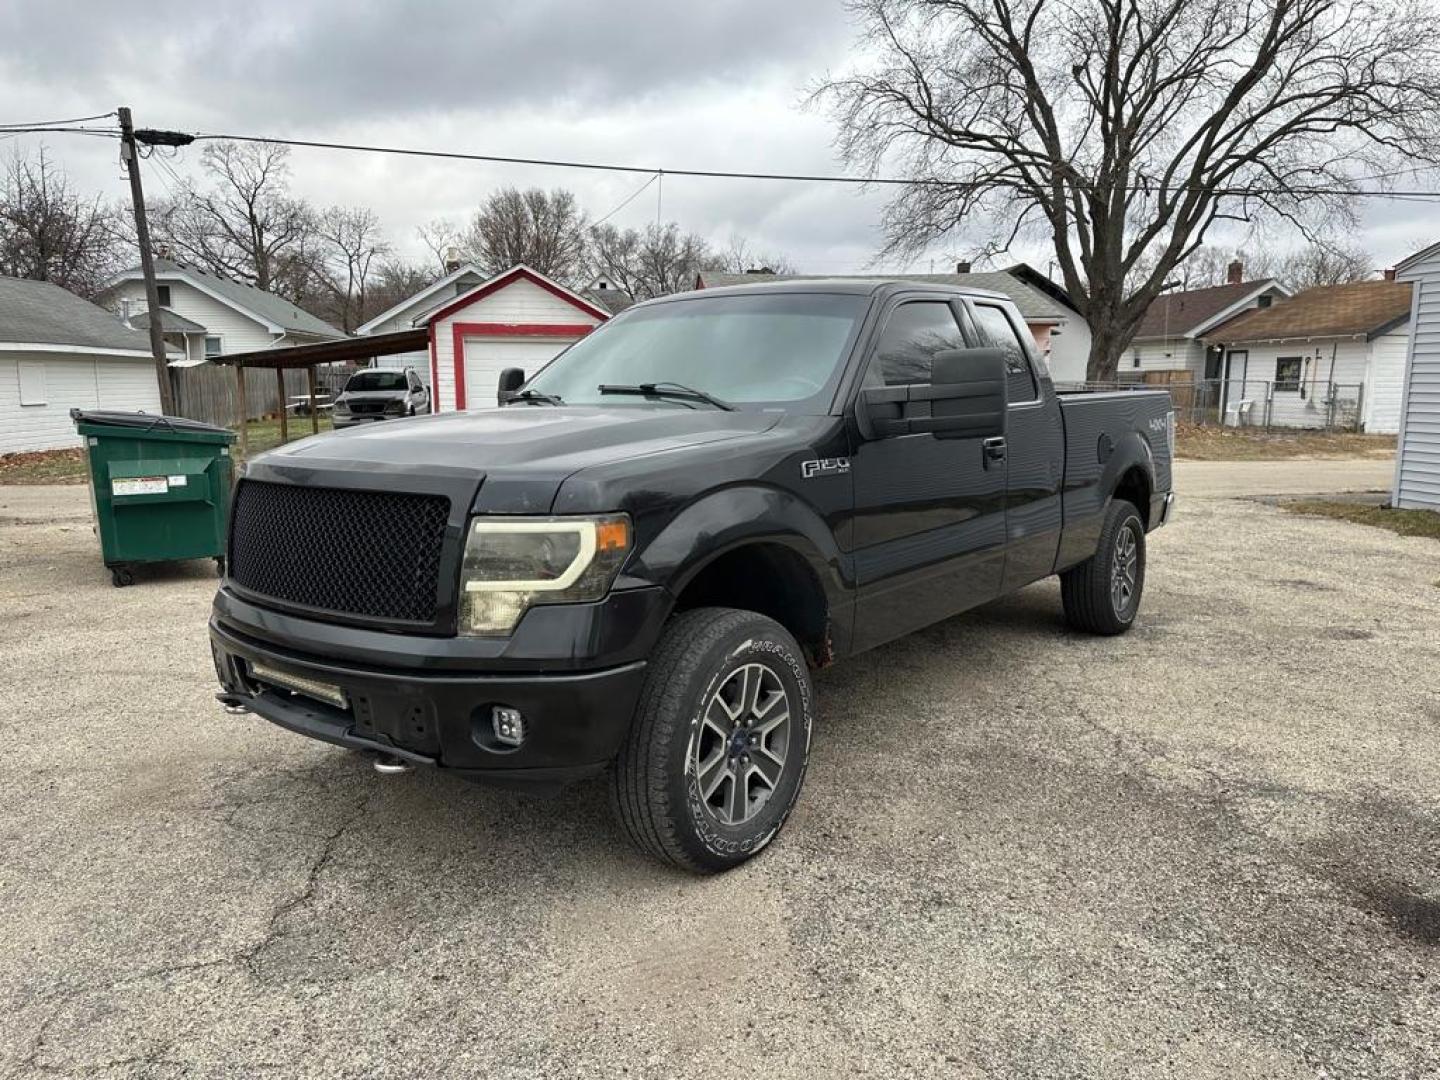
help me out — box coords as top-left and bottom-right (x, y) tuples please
(1111, 524), (1138, 616)
(690, 662), (791, 826)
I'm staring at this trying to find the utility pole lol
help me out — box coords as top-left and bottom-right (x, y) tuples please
(119, 106), (176, 414)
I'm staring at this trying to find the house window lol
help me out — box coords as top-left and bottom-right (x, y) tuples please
(204, 336), (223, 358)
(156, 284), (171, 307)
(1257, 294), (1273, 308)
(1132, 349), (1141, 369)
(1275, 356), (1303, 391)
(17, 360), (46, 405)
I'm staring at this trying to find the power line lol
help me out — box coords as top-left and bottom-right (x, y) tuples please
(591, 173), (660, 229)
(187, 129), (1440, 200)
(0, 112), (117, 129)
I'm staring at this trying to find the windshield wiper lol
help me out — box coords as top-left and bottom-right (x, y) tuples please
(508, 389), (563, 405)
(597, 381), (734, 411)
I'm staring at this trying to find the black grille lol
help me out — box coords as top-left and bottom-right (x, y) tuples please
(229, 480), (451, 623)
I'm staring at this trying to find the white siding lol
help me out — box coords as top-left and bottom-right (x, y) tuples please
(1363, 329), (1409, 434)
(109, 279), (277, 356)
(430, 277), (602, 412)
(1394, 262), (1440, 510)
(1122, 338), (1208, 379)
(0, 351), (162, 453)
(1220, 339), (1370, 429)
(1045, 316), (1091, 384)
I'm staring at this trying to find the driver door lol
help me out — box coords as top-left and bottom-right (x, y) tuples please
(847, 298), (1008, 652)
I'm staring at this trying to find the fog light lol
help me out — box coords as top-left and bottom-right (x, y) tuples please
(492, 706), (525, 747)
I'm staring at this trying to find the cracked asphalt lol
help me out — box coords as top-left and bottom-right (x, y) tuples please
(1, 459), (1436, 1079)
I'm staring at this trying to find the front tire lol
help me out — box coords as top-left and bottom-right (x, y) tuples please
(610, 608), (814, 872)
(1060, 498), (1146, 635)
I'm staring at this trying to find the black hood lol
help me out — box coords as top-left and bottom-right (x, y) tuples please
(247, 405), (782, 513)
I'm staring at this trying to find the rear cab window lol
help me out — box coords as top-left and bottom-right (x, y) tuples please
(968, 303), (1039, 404)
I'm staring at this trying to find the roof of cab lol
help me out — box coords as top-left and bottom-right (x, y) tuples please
(629, 277), (1013, 307)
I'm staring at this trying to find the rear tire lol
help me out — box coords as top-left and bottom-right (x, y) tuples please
(1060, 498), (1145, 635)
(610, 607), (814, 873)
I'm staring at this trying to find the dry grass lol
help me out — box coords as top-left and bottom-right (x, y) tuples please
(0, 448), (88, 485)
(1176, 422), (1396, 461)
(0, 415), (333, 485)
(1283, 499), (1440, 542)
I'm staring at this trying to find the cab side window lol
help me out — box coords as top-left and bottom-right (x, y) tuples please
(865, 301), (966, 387)
(970, 303), (1038, 403)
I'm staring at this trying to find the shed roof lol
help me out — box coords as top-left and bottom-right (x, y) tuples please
(1209, 280), (1413, 343)
(105, 260), (345, 339)
(0, 275), (157, 354)
(692, 270), (1067, 322)
(1132, 279), (1284, 339)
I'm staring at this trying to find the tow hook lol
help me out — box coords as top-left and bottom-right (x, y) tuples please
(216, 692), (250, 716)
(373, 754), (413, 776)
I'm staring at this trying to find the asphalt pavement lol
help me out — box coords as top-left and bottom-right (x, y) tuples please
(0, 463), (1435, 1079)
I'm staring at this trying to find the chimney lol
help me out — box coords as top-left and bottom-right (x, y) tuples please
(1227, 259), (1243, 285)
(955, 260), (971, 274)
(1384, 267), (1397, 281)
(444, 247), (462, 274)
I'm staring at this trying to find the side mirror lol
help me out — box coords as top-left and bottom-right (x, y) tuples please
(856, 347), (1006, 440)
(496, 367), (526, 406)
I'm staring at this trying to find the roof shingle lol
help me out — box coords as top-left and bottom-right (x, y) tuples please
(107, 260), (345, 339)
(1210, 280), (1412, 343)
(1132, 280), (1280, 339)
(0, 275), (156, 352)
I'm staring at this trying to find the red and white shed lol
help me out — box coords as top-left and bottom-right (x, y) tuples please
(424, 265), (610, 412)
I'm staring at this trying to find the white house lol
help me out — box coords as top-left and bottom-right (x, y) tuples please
(354, 262), (490, 387)
(424, 265), (611, 412)
(1391, 243), (1440, 510)
(1208, 279), (1412, 432)
(100, 259), (344, 363)
(0, 276), (177, 454)
(1125, 264), (1290, 380)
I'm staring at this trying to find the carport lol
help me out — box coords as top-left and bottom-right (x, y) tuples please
(215, 328), (428, 456)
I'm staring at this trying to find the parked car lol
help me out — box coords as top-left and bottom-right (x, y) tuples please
(211, 280), (1175, 872)
(332, 367), (429, 427)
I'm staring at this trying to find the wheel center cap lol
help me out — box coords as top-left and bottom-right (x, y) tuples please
(728, 728), (750, 757)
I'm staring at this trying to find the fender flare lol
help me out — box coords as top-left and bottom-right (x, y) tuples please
(631, 485), (851, 613)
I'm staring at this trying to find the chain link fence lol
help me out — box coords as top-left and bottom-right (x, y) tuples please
(1054, 377), (1366, 432)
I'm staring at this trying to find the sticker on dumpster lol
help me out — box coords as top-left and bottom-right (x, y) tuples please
(167, 475), (187, 487)
(112, 476), (168, 496)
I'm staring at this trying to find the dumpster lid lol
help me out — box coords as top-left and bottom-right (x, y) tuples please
(70, 409), (232, 436)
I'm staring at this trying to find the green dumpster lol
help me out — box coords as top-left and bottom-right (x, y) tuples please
(70, 409), (237, 587)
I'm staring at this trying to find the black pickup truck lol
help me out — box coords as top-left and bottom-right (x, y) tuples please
(211, 280), (1174, 871)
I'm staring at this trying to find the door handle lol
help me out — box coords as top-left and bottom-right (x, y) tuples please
(983, 437), (1007, 466)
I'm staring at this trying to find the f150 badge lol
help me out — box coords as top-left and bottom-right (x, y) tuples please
(801, 457), (850, 479)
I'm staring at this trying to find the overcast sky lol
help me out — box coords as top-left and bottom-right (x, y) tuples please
(0, 0), (1430, 280)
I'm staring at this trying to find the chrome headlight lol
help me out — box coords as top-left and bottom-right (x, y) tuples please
(333, 397), (350, 414)
(459, 515), (631, 636)
(385, 399), (407, 415)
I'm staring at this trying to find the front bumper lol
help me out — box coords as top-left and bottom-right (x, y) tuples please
(210, 587), (668, 787)
(332, 414), (397, 428)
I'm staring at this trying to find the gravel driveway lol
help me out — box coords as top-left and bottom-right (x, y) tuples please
(1, 465), (1435, 1079)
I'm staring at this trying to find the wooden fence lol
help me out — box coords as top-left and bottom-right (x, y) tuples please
(169, 363), (354, 427)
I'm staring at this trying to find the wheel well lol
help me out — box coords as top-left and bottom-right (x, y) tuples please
(1114, 466), (1152, 527)
(674, 543), (830, 666)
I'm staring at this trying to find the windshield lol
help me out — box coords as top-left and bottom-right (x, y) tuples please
(524, 292), (866, 410)
(345, 370), (409, 393)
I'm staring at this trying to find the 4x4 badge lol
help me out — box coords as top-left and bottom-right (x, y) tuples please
(801, 457), (850, 479)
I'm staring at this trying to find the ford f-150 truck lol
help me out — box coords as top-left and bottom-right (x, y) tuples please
(211, 280), (1175, 872)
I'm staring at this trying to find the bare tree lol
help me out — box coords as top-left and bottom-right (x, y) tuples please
(1260, 243), (1375, 291)
(0, 146), (124, 298)
(315, 206), (391, 332)
(154, 141), (316, 293)
(417, 218), (465, 273)
(462, 187), (590, 283)
(816, 0), (1440, 379)
(590, 222), (712, 299)
(366, 259), (440, 318)
(701, 233), (797, 276)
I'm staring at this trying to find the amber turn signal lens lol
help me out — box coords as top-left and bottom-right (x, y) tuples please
(595, 519), (630, 553)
